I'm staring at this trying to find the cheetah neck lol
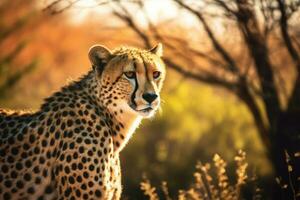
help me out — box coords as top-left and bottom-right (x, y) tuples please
(111, 109), (142, 153)
(76, 71), (143, 153)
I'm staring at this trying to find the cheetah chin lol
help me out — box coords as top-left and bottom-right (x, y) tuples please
(130, 102), (159, 118)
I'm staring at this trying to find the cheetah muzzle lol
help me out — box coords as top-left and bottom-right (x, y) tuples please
(0, 44), (166, 200)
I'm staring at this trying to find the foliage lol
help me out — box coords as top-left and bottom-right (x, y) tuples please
(121, 79), (271, 199)
(140, 151), (261, 200)
(0, 0), (39, 97)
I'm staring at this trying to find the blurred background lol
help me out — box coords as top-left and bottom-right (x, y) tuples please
(1, 0), (300, 199)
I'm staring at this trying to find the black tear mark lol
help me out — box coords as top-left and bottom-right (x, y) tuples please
(131, 62), (138, 107)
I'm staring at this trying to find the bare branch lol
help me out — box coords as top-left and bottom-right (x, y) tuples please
(164, 58), (237, 90)
(277, 0), (300, 110)
(173, 0), (240, 74)
(277, 0), (300, 72)
(112, 2), (151, 48)
(237, 79), (270, 148)
(43, 0), (80, 15)
(235, 0), (281, 128)
(258, 0), (278, 37)
(213, 0), (237, 17)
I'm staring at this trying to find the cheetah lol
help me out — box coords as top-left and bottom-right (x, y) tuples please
(0, 43), (166, 200)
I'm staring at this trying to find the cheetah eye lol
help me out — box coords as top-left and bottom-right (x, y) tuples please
(153, 71), (161, 79)
(124, 71), (136, 79)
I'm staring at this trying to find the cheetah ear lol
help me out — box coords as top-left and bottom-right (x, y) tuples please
(150, 43), (163, 57)
(88, 45), (112, 73)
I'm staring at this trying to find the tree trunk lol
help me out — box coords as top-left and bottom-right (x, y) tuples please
(273, 111), (300, 199)
(270, 130), (294, 200)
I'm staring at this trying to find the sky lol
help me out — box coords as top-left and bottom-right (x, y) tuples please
(50, 0), (201, 27)
(41, 0), (228, 37)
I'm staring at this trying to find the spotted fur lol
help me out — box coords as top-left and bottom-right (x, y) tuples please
(0, 44), (166, 200)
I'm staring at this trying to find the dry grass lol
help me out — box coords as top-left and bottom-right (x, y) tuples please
(140, 150), (260, 200)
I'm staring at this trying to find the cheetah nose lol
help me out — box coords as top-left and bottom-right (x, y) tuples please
(142, 93), (158, 104)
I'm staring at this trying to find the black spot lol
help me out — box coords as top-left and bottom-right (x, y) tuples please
(42, 140), (48, 147)
(73, 152), (78, 159)
(50, 125), (55, 133)
(4, 180), (12, 188)
(55, 131), (60, 139)
(3, 192), (11, 200)
(37, 195), (44, 200)
(75, 189), (81, 197)
(61, 122), (66, 130)
(25, 160), (32, 168)
(60, 154), (65, 161)
(66, 155), (72, 162)
(79, 146), (84, 153)
(64, 187), (72, 197)
(45, 185), (53, 194)
(35, 177), (41, 184)
(67, 120), (73, 127)
(78, 163), (83, 170)
(116, 142), (120, 147)
(8, 137), (15, 145)
(50, 138), (55, 146)
(1, 165), (8, 173)
(16, 162), (23, 170)
(69, 142), (75, 149)
(27, 187), (35, 194)
(34, 146), (40, 154)
(39, 156), (46, 164)
(69, 176), (75, 184)
(29, 134), (36, 143)
(88, 150), (93, 156)
(47, 118), (52, 126)
(11, 171), (18, 178)
(104, 131), (109, 137)
(7, 156), (14, 163)
(24, 173), (31, 181)
(83, 193), (88, 199)
(17, 134), (24, 141)
(88, 181), (94, 187)
(95, 189), (102, 197)
(16, 180), (24, 189)
(69, 111), (76, 116)
(38, 127), (44, 135)
(88, 164), (95, 171)
(81, 184), (87, 190)
(33, 166), (40, 174)
(74, 128), (80, 133)
(56, 118), (61, 125)
(43, 169), (48, 177)
(64, 166), (70, 174)
(76, 137), (83, 143)
(23, 143), (30, 150)
(76, 175), (82, 183)
(83, 171), (89, 178)
(21, 152), (28, 159)
(81, 157), (87, 163)
(71, 163), (77, 170)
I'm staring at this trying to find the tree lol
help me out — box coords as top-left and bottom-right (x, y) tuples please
(0, 0), (39, 97)
(110, 0), (300, 198)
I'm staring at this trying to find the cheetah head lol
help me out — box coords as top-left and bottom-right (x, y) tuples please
(88, 44), (166, 118)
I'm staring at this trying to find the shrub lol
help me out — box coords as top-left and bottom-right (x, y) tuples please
(140, 150), (261, 200)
